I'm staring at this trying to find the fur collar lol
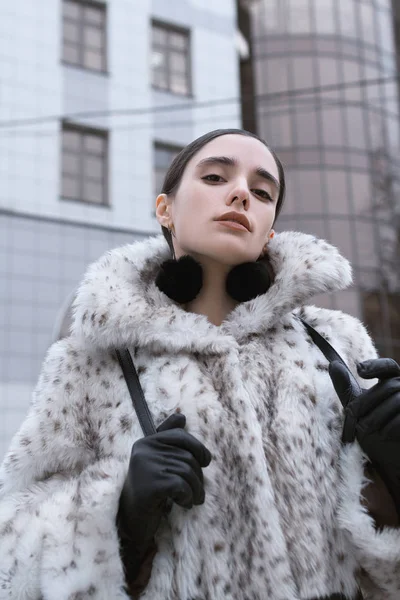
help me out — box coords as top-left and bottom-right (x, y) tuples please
(72, 231), (352, 355)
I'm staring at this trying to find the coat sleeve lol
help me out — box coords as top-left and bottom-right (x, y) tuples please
(331, 313), (400, 599)
(0, 340), (131, 600)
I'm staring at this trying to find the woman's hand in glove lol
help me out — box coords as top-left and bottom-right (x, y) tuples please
(118, 412), (212, 579)
(329, 358), (400, 515)
(126, 411), (212, 514)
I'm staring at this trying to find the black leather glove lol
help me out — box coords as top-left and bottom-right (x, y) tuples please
(118, 412), (212, 580)
(329, 358), (400, 517)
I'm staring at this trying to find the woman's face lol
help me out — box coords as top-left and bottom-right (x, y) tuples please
(158, 134), (281, 265)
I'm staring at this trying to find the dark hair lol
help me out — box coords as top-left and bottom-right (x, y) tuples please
(160, 128), (286, 253)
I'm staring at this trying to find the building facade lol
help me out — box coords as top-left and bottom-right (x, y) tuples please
(241, 0), (400, 360)
(0, 0), (241, 456)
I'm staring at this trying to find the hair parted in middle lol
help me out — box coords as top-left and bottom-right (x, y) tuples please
(159, 128), (286, 254)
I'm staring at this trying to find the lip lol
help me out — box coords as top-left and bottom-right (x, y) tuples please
(215, 211), (251, 231)
(216, 221), (248, 231)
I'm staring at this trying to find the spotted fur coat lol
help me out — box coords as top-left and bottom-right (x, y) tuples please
(1, 231), (399, 600)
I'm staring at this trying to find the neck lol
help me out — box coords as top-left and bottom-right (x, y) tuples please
(184, 258), (238, 326)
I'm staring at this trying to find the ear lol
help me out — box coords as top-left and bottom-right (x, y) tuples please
(155, 193), (172, 227)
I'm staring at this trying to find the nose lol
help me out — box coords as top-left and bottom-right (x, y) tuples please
(228, 179), (250, 208)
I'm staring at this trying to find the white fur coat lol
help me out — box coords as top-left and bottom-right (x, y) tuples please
(1, 232), (399, 600)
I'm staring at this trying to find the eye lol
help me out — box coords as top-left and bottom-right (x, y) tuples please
(253, 189), (273, 202)
(201, 174), (225, 183)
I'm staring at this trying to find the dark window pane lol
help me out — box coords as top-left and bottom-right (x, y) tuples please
(170, 74), (188, 95)
(61, 126), (108, 205)
(354, 222), (379, 269)
(287, 0), (312, 33)
(292, 57), (315, 89)
(155, 146), (176, 169)
(326, 170), (349, 214)
(84, 156), (103, 180)
(153, 26), (167, 45)
(84, 135), (105, 154)
(295, 170), (324, 212)
(84, 49), (103, 71)
(346, 107), (367, 149)
(63, 153), (80, 175)
(338, 0), (357, 38)
(321, 107), (345, 147)
(170, 51), (186, 74)
(363, 291), (387, 342)
(63, 130), (80, 150)
(169, 32), (186, 50)
(298, 218), (328, 239)
(63, 0), (80, 19)
(83, 181), (104, 203)
(63, 1), (106, 71)
(153, 144), (182, 198)
(265, 113), (293, 147)
(64, 21), (79, 43)
(314, 0), (335, 34)
(329, 219), (355, 263)
(151, 23), (190, 95)
(62, 175), (80, 199)
(264, 58), (290, 93)
(155, 169), (165, 196)
(151, 49), (166, 69)
(359, 2), (375, 45)
(294, 110), (318, 146)
(84, 5), (104, 26)
(84, 26), (103, 50)
(63, 43), (80, 65)
(336, 290), (360, 319)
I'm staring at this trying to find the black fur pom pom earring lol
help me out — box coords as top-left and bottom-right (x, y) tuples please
(226, 260), (272, 302)
(155, 255), (203, 304)
(155, 223), (203, 304)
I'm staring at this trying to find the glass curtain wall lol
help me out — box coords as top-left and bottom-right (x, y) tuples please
(248, 0), (400, 360)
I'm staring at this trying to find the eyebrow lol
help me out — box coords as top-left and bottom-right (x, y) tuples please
(196, 155), (280, 191)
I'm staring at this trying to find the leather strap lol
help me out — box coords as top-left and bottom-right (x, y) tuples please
(299, 318), (363, 406)
(116, 348), (157, 437)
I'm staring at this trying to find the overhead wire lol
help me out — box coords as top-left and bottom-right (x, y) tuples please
(0, 74), (399, 131)
(1, 83), (399, 139)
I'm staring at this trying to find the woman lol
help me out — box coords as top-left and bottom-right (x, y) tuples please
(1, 129), (400, 600)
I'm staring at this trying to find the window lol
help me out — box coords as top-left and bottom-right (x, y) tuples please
(61, 123), (108, 205)
(314, 0), (336, 35)
(363, 291), (400, 362)
(62, 0), (107, 72)
(151, 22), (191, 95)
(153, 142), (183, 212)
(287, 0), (312, 33)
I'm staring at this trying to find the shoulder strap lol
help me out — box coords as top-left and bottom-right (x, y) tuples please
(299, 317), (362, 402)
(300, 318), (348, 366)
(116, 349), (157, 437)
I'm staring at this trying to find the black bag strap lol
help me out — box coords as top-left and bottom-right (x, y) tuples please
(300, 318), (348, 366)
(117, 319), (359, 436)
(116, 349), (157, 437)
(299, 317), (362, 403)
